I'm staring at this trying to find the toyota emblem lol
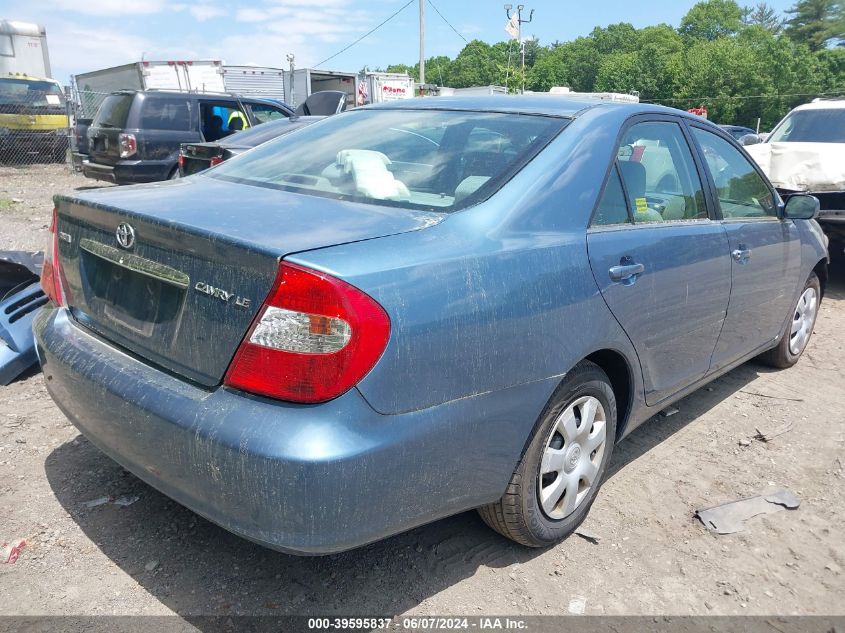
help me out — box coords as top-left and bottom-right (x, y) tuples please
(116, 222), (136, 249)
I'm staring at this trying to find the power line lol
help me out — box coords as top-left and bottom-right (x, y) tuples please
(314, 0), (415, 69)
(646, 90), (845, 104)
(427, 0), (468, 44)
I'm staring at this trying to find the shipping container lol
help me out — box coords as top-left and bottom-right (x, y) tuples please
(282, 68), (357, 108)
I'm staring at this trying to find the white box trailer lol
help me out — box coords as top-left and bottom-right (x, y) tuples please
(73, 60), (227, 117)
(222, 65), (286, 101)
(365, 72), (414, 104)
(283, 68), (357, 108)
(0, 20), (52, 78)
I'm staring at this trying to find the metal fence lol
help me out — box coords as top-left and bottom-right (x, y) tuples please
(0, 87), (296, 170)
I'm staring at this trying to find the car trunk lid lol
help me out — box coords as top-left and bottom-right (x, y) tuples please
(54, 176), (443, 386)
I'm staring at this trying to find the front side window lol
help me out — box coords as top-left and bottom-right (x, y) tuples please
(767, 108), (845, 143)
(616, 121), (708, 224)
(210, 109), (568, 212)
(691, 127), (776, 219)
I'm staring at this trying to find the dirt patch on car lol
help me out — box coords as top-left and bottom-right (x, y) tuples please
(0, 166), (843, 618)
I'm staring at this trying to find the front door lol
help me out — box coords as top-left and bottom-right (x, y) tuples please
(587, 119), (732, 405)
(688, 126), (802, 371)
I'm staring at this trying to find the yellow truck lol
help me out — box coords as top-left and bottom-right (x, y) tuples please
(0, 72), (68, 162)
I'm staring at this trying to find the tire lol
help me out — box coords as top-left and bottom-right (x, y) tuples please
(478, 360), (617, 547)
(758, 272), (821, 369)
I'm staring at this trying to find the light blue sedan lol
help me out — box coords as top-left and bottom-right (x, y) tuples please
(34, 96), (828, 554)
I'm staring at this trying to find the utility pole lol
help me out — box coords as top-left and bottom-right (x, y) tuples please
(286, 53), (295, 106)
(504, 4), (533, 93)
(419, 0), (425, 85)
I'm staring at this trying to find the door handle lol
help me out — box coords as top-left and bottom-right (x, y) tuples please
(731, 247), (751, 263)
(608, 262), (645, 283)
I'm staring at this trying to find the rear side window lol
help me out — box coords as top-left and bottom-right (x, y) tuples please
(93, 94), (134, 128)
(592, 163), (630, 226)
(140, 97), (191, 131)
(617, 121), (707, 224)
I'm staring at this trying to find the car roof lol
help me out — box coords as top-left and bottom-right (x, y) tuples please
(362, 95), (686, 119)
(793, 98), (845, 111)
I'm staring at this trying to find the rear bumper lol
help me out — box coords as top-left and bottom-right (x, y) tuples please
(82, 158), (174, 185)
(34, 307), (549, 554)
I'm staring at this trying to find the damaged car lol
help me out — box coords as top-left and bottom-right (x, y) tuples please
(745, 98), (845, 255)
(34, 97), (828, 554)
(1, 251), (46, 385)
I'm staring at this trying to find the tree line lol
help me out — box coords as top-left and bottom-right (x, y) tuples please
(382, 0), (845, 129)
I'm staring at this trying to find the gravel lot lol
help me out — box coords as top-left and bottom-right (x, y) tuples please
(1, 165), (843, 618)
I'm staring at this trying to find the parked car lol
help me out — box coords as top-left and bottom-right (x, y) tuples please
(745, 98), (845, 253)
(35, 96), (828, 555)
(179, 115), (323, 176)
(81, 89), (293, 184)
(69, 116), (92, 172)
(718, 124), (756, 141)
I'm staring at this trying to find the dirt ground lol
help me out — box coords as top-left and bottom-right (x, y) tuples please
(0, 164), (843, 618)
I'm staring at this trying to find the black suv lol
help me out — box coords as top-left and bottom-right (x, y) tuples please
(82, 90), (293, 184)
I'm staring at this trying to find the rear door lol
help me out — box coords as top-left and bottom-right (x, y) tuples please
(687, 125), (802, 371)
(587, 117), (732, 405)
(88, 93), (134, 166)
(134, 94), (194, 165)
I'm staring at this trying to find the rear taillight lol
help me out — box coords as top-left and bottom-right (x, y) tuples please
(224, 262), (390, 403)
(118, 133), (136, 158)
(177, 154), (185, 168)
(41, 207), (66, 307)
(209, 156), (223, 167)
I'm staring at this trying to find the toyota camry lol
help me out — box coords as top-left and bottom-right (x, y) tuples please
(34, 96), (828, 554)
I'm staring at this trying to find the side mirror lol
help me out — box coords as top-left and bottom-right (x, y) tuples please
(739, 133), (762, 146)
(783, 194), (820, 220)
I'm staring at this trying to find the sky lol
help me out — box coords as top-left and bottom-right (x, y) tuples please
(1, 0), (799, 83)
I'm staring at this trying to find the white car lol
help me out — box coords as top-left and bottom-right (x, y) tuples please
(745, 99), (845, 248)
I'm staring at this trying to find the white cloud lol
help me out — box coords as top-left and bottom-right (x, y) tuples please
(40, 0), (170, 16)
(189, 5), (227, 21)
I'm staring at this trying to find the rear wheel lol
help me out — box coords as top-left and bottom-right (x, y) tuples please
(758, 272), (821, 368)
(478, 361), (616, 547)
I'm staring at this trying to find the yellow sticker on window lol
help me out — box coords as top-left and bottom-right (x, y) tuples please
(635, 197), (648, 213)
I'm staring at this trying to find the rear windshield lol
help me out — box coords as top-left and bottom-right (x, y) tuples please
(0, 78), (65, 108)
(768, 108), (845, 143)
(209, 109), (568, 212)
(93, 94), (134, 128)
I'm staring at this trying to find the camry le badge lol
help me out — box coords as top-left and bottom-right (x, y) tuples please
(115, 222), (135, 249)
(194, 282), (252, 309)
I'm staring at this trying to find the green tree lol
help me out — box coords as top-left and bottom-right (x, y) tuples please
(680, 0), (744, 40)
(742, 2), (785, 33)
(784, 0), (844, 50)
